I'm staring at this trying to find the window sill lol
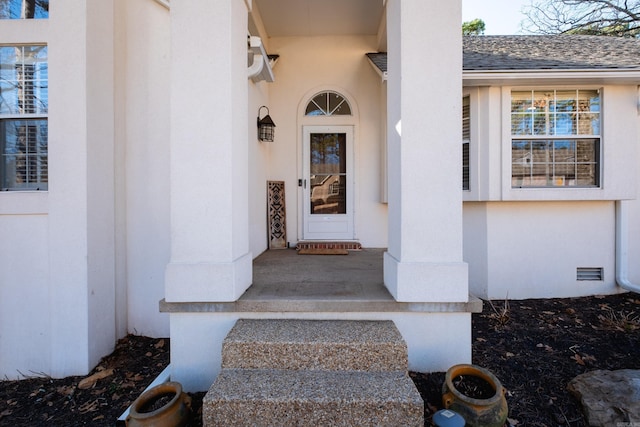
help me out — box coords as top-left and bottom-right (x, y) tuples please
(503, 186), (632, 202)
(0, 191), (48, 215)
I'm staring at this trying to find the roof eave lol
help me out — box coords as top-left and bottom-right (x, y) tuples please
(366, 56), (387, 81)
(463, 69), (640, 86)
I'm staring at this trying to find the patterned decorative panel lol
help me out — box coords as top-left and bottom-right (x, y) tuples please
(267, 181), (287, 249)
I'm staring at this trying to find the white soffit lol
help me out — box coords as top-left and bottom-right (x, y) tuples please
(255, 0), (385, 36)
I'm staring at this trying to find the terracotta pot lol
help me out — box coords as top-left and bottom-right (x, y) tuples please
(442, 364), (508, 427)
(126, 381), (192, 427)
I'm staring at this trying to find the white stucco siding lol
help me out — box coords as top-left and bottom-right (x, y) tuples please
(120, 0), (171, 337)
(462, 202), (489, 298)
(0, 214), (50, 379)
(267, 35), (387, 247)
(85, 0), (118, 370)
(628, 196), (640, 284)
(248, 81), (271, 257)
(464, 201), (620, 300)
(0, 37), (45, 352)
(165, 0), (253, 302)
(170, 311), (471, 392)
(0, 0), (126, 379)
(46, 0), (94, 377)
(463, 83), (639, 299)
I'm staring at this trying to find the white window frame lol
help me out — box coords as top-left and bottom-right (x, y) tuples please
(510, 89), (601, 189)
(304, 91), (352, 117)
(0, 44), (48, 191)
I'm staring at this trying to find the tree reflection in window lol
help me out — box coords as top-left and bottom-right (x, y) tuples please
(0, 0), (48, 19)
(511, 89), (600, 188)
(310, 133), (347, 214)
(1, 45), (48, 190)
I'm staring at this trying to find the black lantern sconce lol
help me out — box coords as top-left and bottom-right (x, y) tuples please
(257, 106), (276, 142)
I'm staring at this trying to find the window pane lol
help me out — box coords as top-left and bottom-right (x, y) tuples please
(575, 139), (599, 186)
(511, 140), (531, 186)
(310, 175), (346, 214)
(531, 92), (551, 135)
(0, 0), (49, 19)
(577, 92), (599, 136)
(306, 94), (326, 116)
(511, 138), (598, 188)
(305, 91), (352, 116)
(511, 91), (532, 113)
(576, 164), (598, 186)
(511, 113), (532, 135)
(0, 45), (48, 115)
(310, 133), (346, 174)
(532, 113), (549, 135)
(552, 91), (577, 135)
(328, 92), (351, 115)
(1, 118), (48, 190)
(305, 103), (323, 116)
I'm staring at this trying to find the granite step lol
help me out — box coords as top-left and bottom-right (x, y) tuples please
(203, 369), (424, 426)
(221, 319), (408, 372)
(204, 319), (423, 426)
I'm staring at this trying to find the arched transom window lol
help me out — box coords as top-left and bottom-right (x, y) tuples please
(305, 91), (352, 116)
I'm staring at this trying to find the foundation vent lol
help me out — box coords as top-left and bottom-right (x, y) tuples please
(577, 267), (603, 281)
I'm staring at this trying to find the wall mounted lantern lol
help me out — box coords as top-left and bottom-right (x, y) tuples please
(257, 106), (276, 142)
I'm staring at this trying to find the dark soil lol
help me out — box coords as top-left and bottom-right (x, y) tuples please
(139, 392), (176, 413)
(451, 374), (497, 400)
(1, 292), (638, 426)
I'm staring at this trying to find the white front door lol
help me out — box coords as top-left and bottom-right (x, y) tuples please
(302, 125), (354, 240)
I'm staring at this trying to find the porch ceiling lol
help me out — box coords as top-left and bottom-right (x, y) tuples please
(254, 0), (385, 37)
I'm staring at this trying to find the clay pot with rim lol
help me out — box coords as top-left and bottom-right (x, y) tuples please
(442, 364), (508, 427)
(126, 381), (192, 427)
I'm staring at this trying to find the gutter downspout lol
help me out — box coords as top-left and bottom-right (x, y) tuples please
(616, 200), (640, 293)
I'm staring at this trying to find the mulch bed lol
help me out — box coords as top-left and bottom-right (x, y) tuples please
(1, 292), (638, 426)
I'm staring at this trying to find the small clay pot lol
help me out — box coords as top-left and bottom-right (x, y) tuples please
(126, 381), (192, 427)
(442, 364), (508, 427)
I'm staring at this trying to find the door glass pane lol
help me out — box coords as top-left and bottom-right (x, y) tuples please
(310, 133), (346, 214)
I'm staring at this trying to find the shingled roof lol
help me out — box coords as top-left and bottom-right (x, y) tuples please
(464, 35), (640, 70)
(367, 35), (640, 74)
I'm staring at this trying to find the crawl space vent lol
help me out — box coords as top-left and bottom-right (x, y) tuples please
(577, 267), (603, 281)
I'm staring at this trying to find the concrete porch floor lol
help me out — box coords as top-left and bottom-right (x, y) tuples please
(243, 248), (391, 302)
(160, 248), (481, 313)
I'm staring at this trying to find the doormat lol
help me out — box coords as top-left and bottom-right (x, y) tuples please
(295, 241), (361, 255)
(296, 241), (362, 250)
(298, 248), (349, 255)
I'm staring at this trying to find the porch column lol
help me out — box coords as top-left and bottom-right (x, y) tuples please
(165, 0), (252, 302)
(384, 0), (468, 302)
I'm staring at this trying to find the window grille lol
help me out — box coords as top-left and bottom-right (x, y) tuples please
(305, 91), (352, 116)
(511, 89), (600, 188)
